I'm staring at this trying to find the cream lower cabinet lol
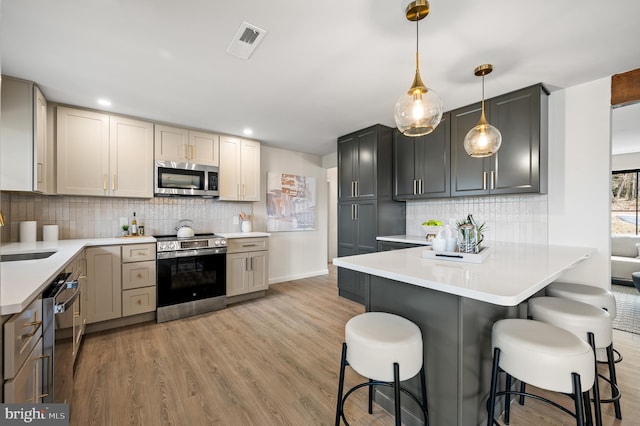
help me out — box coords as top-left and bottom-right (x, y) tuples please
(226, 237), (268, 297)
(155, 125), (219, 166)
(218, 136), (260, 201)
(121, 244), (156, 316)
(86, 244), (156, 324)
(3, 296), (43, 403)
(57, 107), (153, 198)
(85, 246), (122, 323)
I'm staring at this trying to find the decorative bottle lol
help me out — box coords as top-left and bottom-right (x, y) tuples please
(131, 212), (138, 236)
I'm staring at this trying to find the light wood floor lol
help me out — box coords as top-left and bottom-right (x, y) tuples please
(73, 266), (640, 425)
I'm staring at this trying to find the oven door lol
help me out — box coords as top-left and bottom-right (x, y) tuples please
(156, 249), (226, 307)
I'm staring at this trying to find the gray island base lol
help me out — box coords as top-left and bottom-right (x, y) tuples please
(333, 242), (595, 426)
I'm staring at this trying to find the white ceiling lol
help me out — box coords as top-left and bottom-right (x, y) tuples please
(2, 0), (640, 156)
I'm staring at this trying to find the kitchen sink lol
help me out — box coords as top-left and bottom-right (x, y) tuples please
(0, 251), (57, 262)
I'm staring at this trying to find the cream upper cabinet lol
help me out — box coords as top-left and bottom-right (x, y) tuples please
(57, 107), (153, 198)
(219, 136), (260, 201)
(109, 116), (154, 198)
(0, 76), (52, 193)
(155, 125), (219, 166)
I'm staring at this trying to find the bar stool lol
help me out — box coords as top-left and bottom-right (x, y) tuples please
(546, 281), (622, 363)
(487, 319), (596, 426)
(529, 297), (622, 423)
(335, 312), (428, 426)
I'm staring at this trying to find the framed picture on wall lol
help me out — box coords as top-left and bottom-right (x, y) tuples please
(266, 172), (316, 232)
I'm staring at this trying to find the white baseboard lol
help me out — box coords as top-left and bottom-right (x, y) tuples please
(269, 269), (329, 285)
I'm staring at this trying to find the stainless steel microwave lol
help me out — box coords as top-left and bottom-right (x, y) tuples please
(154, 161), (219, 197)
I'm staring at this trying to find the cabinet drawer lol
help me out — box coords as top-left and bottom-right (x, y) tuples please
(4, 336), (43, 403)
(4, 296), (43, 379)
(228, 237), (269, 253)
(122, 243), (155, 263)
(122, 287), (156, 316)
(122, 260), (156, 290)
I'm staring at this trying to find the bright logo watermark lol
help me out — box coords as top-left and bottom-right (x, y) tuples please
(1, 404), (68, 425)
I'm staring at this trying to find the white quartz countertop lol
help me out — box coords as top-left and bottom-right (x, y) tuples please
(333, 242), (595, 306)
(377, 235), (432, 245)
(217, 232), (271, 238)
(0, 237), (156, 316)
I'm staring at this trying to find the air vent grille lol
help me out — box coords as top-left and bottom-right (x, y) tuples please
(226, 21), (267, 60)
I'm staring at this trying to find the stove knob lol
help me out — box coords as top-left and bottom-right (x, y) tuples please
(158, 242), (166, 251)
(221, 239), (227, 246)
(214, 239), (220, 246)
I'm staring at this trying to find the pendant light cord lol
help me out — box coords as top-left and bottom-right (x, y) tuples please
(415, 15), (419, 70)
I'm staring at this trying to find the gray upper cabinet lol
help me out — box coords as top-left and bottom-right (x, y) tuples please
(393, 113), (450, 200)
(451, 84), (549, 197)
(338, 127), (378, 201)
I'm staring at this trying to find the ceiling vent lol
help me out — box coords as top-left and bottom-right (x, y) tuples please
(226, 21), (267, 60)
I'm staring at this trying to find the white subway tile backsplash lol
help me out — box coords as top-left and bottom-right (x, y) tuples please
(406, 194), (548, 245)
(1, 193), (254, 242)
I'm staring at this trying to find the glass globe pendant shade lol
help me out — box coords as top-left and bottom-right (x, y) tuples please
(394, 86), (443, 137)
(463, 119), (502, 157)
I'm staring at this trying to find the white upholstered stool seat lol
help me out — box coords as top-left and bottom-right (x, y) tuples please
(336, 312), (428, 426)
(529, 296), (622, 423)
(546, 282), (617, 319)
(345, 312), (423, 382)
(487, 319), (596, 426)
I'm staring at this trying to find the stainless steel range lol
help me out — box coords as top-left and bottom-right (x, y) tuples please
(155, 234), (227, 323)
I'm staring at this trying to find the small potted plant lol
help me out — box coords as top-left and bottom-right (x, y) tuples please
(121, 224), (129, 236)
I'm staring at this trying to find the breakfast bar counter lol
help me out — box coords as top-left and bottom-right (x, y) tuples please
(333, 242), (594, 426)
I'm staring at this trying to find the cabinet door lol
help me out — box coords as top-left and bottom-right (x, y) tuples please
(154, 125), (188, 162)
(57, 107), (110, 196)
(450, 103), (490, 197)
(189, 130), (219, 166)
(355, 200), (378, 253)
(393, 131), (418, 200)
(34, 86), (48, 193)
(338, 135), (356, 201)
(226, 252), (249, 296)
(417, 113), (451, 198)
(337, 267), (364, 304)
(248, 251), (268, 291)
(85, 246), (122, 323)
(219, 135), (242, 200)
(337, 202), (357, 255)
(354, 128), (377, 199)
(110, 116), (154, 198)
(489, 85), (542, 194)
(240, 139), (261, 201)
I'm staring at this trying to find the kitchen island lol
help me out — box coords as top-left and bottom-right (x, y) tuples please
(333, 242), (594, 426)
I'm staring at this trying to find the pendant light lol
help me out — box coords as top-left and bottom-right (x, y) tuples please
(463, 64), (502, 157)
(394, 0), (443, 137)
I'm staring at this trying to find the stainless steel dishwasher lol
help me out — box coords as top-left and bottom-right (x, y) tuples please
(42, 271), (79, 404)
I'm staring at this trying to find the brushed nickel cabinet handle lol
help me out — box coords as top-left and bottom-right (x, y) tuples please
(354, 181), (359, 197)
(37, 163), (43, 183)
(112, 174), (117, 191)
(419, 179), (424, 195)
(184, 145), (189, 160)
(191, 145), (195, 160)
(483, 172), (488, 191)
(413, 179), (417, 195)
(20, 320), (42, 340)
(103, 174), (108, 191)
(490, 170), (495, 190)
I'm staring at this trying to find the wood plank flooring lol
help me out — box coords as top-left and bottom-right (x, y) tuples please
(73, 266), (640, 425)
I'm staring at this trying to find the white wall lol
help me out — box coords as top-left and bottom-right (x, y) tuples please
(256, 146), (329, 284)
(548, 77), (612, 288)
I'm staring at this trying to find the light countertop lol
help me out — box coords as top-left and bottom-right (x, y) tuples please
(217, 232), (271, 238)
(377, 235), (431, 245)
(333, 242), (595, 306)
(1, 237), (156, 316)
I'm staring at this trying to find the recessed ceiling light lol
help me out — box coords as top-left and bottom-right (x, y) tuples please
(243, 128), (253, 136)
(97, 99), (112, 107)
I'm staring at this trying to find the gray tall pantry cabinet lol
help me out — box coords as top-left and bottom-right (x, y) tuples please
(337, 124), (405, 304)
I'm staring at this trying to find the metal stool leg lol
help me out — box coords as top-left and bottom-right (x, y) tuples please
(486, 348), (500, 426)
(572, 373), (586, 426)
(367, 379), (373, 414)
(606, 344), (622, 419)
(393, 362), (401, 426)
(419, 366), (429, 426)
(504, 373), (512, 424)
(335, 343), (348, 426)
(587, 333), (603, 426)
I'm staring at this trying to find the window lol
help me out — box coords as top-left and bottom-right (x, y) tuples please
(612, 170), (639, 235)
